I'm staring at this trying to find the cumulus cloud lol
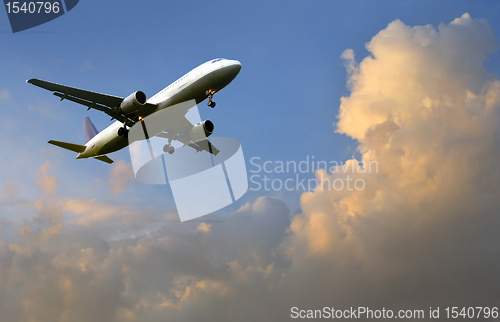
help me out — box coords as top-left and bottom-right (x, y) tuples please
(0, 179), (290, 322)
(280, 12), (500, 312)
(1, 13), (500, 321)
(337, 13), (498, 141)
(108, 160), (134, 196)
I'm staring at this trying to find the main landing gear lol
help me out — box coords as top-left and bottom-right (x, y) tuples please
(163, 144), (175, 154)
(163, 137), (175, 155)
(117, 126), (128, 138)
(207, 90), (216, 108)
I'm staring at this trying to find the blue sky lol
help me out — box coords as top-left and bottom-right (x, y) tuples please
(2, 0), (499, 212)
(1, 2), (500, 320)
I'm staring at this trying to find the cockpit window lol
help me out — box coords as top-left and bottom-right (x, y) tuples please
(211, 58), (223, 63)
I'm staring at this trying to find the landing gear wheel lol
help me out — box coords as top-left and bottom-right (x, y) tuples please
(118, 127), (128, 138)
(163, 144), (175, 154)
(207, 89), (216, 108)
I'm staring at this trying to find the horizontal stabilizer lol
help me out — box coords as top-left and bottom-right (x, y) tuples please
(48, 140), (86, 153)
(94, 155), (114, 164)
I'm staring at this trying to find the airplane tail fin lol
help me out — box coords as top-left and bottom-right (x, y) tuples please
(83, 117), (99, 144)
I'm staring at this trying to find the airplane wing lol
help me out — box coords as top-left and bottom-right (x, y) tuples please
(28, 78), (123, 107)
(155, 116), (220, 156)
(27, 78), (156, 125)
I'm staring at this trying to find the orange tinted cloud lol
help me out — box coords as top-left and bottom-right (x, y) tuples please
(108, 160), (134, 196)
(35, 162), (57, 196)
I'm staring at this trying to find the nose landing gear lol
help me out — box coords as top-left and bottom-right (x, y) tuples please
(206, 90), (216, 108)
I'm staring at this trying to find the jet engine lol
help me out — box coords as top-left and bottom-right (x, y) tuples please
(190, 120), (214, 141)
(120, 91), (147, 114)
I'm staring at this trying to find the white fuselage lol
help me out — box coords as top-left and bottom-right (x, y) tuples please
(77, 58), (241, 159)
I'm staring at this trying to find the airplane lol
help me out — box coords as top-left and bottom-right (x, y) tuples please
(27, 58), (241, 164)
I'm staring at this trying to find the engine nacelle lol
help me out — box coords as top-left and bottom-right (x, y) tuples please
(120, 91), (147, 114)
(190, 120), (214, 141)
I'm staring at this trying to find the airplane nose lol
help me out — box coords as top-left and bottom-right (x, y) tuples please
(228, 60), (241, 76)
(233, 60), (241, 71)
